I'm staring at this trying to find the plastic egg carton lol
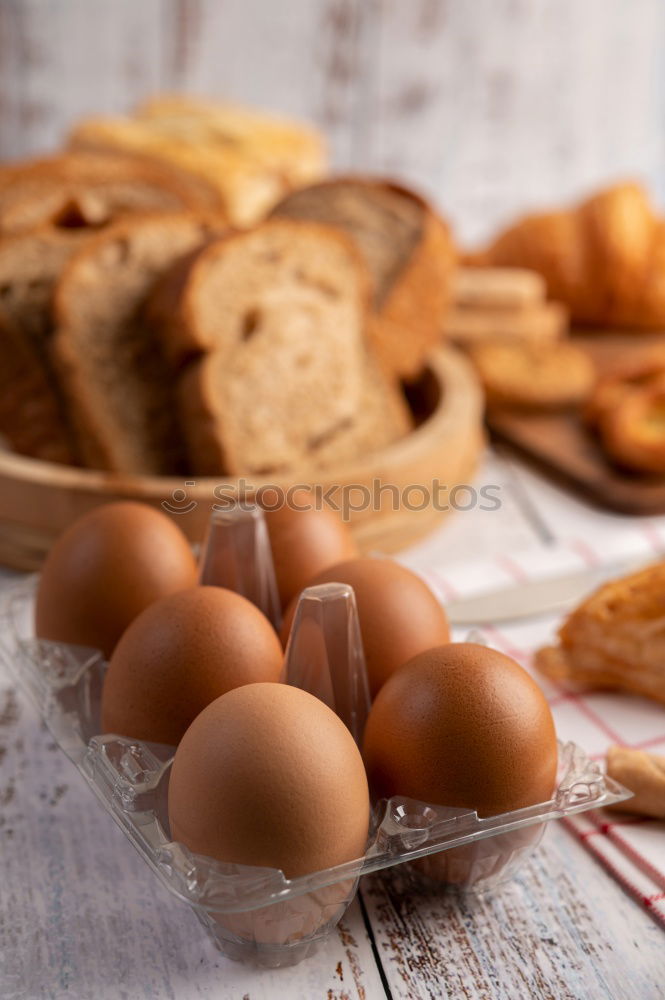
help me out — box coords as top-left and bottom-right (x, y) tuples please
(0, 507), (631, 969)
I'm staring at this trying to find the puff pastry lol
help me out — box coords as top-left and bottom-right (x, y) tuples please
(535, 561), (665, 705)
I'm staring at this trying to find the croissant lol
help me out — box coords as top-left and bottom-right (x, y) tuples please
(484, 182), (665, 328)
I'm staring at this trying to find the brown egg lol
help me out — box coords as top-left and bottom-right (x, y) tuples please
(362, 643), (558, 817)
(101, 587), (283, 745)
(35, 502), (198, 658)
(262, 488), (358, 610)
(281, 557), (450, 696)
(168, 682), (370, 878)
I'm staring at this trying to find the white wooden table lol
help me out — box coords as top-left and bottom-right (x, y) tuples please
(1, 449), (664, 1000)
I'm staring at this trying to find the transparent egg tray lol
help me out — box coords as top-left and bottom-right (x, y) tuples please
(0, 506), (631, 968)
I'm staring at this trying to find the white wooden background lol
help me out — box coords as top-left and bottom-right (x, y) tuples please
(1, 0), (665, 245)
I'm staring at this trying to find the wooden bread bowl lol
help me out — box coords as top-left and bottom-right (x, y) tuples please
(0, 347), (483, 570)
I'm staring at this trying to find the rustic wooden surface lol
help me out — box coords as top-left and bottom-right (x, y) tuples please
(2, 0), (665, 246)
(2, 451), (665, 1000)
(361, 829), (664, 1000)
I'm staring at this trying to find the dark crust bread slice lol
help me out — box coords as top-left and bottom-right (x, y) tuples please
(0, 226), (90, 464)
(0, 306), (77, 464)
(271, 176), (456, 379)
(52, 212), (225, 473)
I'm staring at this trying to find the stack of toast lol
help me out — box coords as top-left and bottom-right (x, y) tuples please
(447, 266), (596, 414)
(445, 266), (567, 347)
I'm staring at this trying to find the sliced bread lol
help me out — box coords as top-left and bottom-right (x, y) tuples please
(0, 152), (218, 465)
(170, 219), (370, 474)
(52, 213), (224, 474)
(0, 225), (90, 463)
(271, 177), (455, 379)
(0, 151), (217, 234)
(307, 355), (413, 469)
(0, 306), (77, 464)
(69, 97), (327, 227)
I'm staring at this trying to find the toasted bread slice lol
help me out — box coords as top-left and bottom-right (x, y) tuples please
(69, 97), (326, 227)
(452, 267), (546, 310)
(444, 301), (567, 347)
(53, 213), (224, 473)
(469, 340), (595, 410)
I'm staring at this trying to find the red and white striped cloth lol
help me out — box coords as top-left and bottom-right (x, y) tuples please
(412, 523), (665, 927)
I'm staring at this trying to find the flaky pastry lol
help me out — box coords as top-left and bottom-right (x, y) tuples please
(535, 561), (665, 705)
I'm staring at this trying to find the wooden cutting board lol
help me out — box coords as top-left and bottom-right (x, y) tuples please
(487, 331), (665, 515)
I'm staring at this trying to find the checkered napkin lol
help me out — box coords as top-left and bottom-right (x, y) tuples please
(411, 525), (665, 927)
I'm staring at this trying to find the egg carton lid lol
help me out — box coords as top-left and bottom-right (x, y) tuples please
(0, 576), (631, 914)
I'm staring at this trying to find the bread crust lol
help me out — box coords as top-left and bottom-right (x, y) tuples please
(0, 152), (216, 233)
(272, 176), (456, 379)
(157, 217), (372, 367)
(166, 218), (414, 475)
(69, 99), (327, 227)
(368, 178), (455, 379)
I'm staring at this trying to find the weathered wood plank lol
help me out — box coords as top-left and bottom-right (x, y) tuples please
(0, 658), (386, 1000)
(2, 0), (665, 243)
(361, 823), (665, 1000)
(356, 0), (665, 243)
(0, 0), (168, 157)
